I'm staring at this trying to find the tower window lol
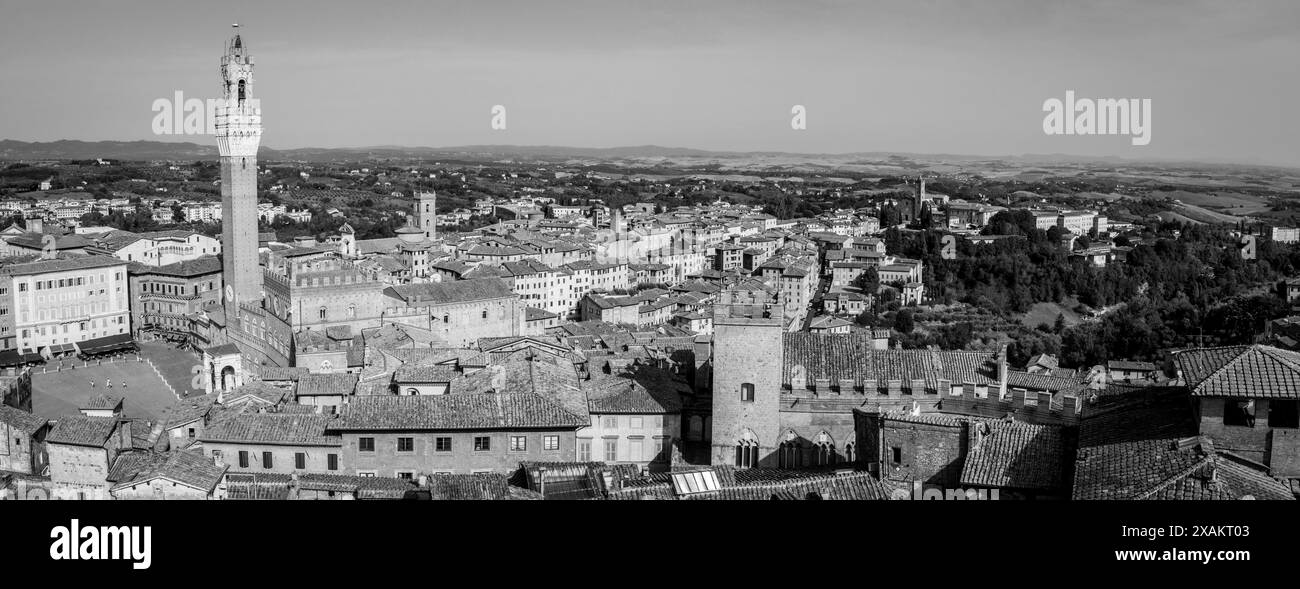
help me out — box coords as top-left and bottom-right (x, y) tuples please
(237, 79), (246, 102)
(740, 383), (755, 402)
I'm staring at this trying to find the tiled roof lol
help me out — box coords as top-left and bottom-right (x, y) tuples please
(422, 473), (514, 500)
(80, 393), (123, 410)
(783, 333), (998, 388)
(46, 415), (119, 447)
(1, 253), (120, 275)
(130, 256), (222, 277)
(296, 373), (358, 397)
(1005, 370), (1086, 393)
(585, 369), (685, 414)
(159, 393), (217, 430)
(960, 420), (1066, 491)
(331, 393), (588, 431)
(393, 365), (460, 383)
(259, 366), (310, 381)
(1074, 436), (1294, 500)
(385, 278), (515, 305)
(0, 404), (47, 435)
(109, 450), (228, 493)
(1174, 345), (1300, 398)
(607, 468), (889, 501)
(1079, 387), (1197, 448)
(199, 414), (339, 446)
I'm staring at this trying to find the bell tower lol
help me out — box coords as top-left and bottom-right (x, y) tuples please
(217, 26), (263, 313)
(417, 191), (437, 240)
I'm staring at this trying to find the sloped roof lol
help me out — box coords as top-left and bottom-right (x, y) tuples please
(1174, 345), (1300, 398)
(331, 393), (587, 431)
(385, 278), (514, 305)
(783, 333), (998, 388)
(46, 415), (118, 447)
(109, 450), (228, 493)
(296, 373), (358, 397)
(199, 414), (339, 446)
(960, 420), (1066, 491)
(0, 404), (47, 435)
(1073, 437), (1294, 500)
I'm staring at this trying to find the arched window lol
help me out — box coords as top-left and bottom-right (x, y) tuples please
(482, 309), (488, 319)
(348, 304), (356, 319)
(318, 306), (327, 320)
(813, 432), (835, 466)
(843, 441), (856, 464)
(443, 314), (450, 324)
(405, 388), (419, 396)
(778, 432), (801, 469)
(734, 430), (760, 468)
(740, 382), (755, 402)
(237, 79), (246, 102)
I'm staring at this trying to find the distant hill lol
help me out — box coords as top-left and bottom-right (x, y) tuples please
(0, 139), (1295, 173)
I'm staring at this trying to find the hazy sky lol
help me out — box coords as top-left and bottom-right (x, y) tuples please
(1, 0), (1297, 165)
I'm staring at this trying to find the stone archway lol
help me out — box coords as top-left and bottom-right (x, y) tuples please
(220, 365), (236, 391)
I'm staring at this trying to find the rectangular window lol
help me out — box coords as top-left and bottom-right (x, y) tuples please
(435, 437), (452, 452)
(1269, 400), (1299, 429)
(359, 437), (375, 452)
(327, 453), (338, 471)
(212, 450), (222, 463)
(474, 436), (491, 451)
(630, 438), (644, 461)
(543, 435), (559, 451)
(629, 416), (643, 429)
(1224, 400), (1256, 427)
(397, 437), (414, 452)
(396, 471), (414, 480)
(602, 416), (617, 429)
(238, 451), (249, 468)
(578, 439), (592, 462)
(741, 383), (755, 402)
(262, 451), (273, 469)
(510, 436), (527, 452)
(295, 452), (306, 469)
(604, 439), (617, 462)
(891, 447), (902, 465)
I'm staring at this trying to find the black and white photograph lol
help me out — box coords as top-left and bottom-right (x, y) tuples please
(0, 0), (1297, 575)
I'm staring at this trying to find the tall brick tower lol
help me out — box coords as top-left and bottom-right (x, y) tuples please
(216, 28), (263, 312)
(417, 191), (437, 240)
(709, 292), (785, 466)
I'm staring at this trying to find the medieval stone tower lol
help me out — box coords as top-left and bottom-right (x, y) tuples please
(709, 292), (785, 467)
(417, 191), (437, 240)
(217, 29), (263, 313)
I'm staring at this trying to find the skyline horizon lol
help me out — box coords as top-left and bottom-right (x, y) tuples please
(3, 1), (1297, 167)
(3, 137), (1296, 171)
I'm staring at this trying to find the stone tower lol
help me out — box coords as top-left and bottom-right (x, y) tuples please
(339, 222), (357, 258)
(709, 292), (785, 467)
(216, 29), (263, 312)
(417, 191), (437, 240)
